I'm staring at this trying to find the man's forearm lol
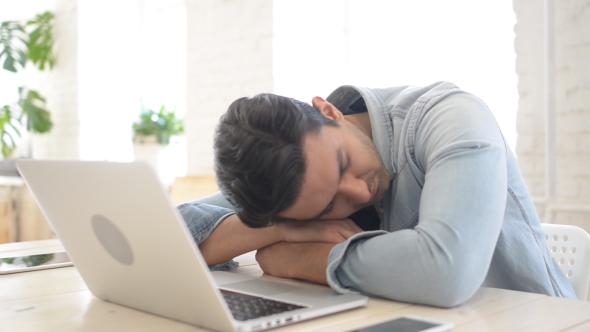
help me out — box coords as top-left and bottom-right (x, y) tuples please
(199, 214), (283, 266)
(256, 242), (335, 285)
(289, 243), (334, 285)
(199, 215), (361, 268)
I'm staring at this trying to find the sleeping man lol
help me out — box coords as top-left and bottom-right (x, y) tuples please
(178, 82), (576, 307)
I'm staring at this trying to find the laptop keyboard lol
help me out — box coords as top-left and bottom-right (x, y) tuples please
(221, 290), (306, 321)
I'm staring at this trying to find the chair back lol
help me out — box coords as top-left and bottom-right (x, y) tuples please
(542, 223), (590, 300)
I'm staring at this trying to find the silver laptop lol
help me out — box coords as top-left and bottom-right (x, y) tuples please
(16, 160), (368, 332)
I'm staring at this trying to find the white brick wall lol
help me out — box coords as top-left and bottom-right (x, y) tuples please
(33, 0), (79, 159)
(515, 0), (590, 230)
(555, 0), (590, 212)
(514, 0), (546, 197)
(186, 0), (274, 175)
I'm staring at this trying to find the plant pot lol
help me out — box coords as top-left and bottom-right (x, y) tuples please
(132, 135), (164, 176)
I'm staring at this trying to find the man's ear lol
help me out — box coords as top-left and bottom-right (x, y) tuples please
(311, 97), (345, 122)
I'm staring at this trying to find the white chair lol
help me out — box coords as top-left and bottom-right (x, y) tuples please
(542, 223), (590, 300)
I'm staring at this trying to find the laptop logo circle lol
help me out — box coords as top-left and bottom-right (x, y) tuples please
(91, 214), (134, 265)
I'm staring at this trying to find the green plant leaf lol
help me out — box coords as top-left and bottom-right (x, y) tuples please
(25, 104), (52, 133)
(132, 105), (184, 145)
(15, 48), (26, 66)
(18, 87), (53, 134)
(26, 89), (45, 102)
(7, 121), (20, 137)
(0, 13), (55, 157)
(2, 53), (17, 72)
(0, 20), (27, 73)
(0, 104), (22, 158)
(25, 12), (54, 71)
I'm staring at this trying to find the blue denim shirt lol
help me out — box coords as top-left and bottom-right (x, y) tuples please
(178, 82), (576, 307)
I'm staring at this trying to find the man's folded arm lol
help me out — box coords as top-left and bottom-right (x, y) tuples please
(178, 192), (364, 270)
(326, 93), (507, 307)
(177, 194), (282, 270)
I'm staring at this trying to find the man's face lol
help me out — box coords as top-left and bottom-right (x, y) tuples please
(279, 121), (390, 221)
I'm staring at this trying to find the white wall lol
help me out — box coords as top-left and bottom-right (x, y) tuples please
(185, 0), (274, 176)
(77, 0), (187, 183)
(273, 0), (350, 102)
(77, 0), (140, 162)
(514, 0), (546, 197)
(515, 0), (590, 231)
(274, 0), (518, 152)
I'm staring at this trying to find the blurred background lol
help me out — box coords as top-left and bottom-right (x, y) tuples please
(0, 0), (588, 244)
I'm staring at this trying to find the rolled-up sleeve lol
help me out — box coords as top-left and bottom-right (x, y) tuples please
(177, 195), (239, 271)
(325, 92), (507, 307)
(327, 231), (388, 293)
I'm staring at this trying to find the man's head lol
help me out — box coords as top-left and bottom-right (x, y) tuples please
(214, 94), (390, 228)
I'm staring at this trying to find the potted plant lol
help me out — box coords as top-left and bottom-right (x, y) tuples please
(132, 104), (184, 145)
(132, 105), (184, 183)
(0, 11), (55, 170)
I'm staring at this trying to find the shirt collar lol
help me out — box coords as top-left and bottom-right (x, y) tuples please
(326, 85), (396, 179)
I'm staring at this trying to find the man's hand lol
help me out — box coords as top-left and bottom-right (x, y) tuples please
(255, 242), (335, 285)
(255, 219), (361, 285)
(276, 218), (363, 244)
(199, 215), (361, 267)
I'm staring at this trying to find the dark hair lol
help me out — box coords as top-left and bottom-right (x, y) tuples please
(214, 94), (338, 228)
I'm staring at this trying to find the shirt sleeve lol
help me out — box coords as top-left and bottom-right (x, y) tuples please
(177, 192), (239, 271)
(326, 92), (507, 307)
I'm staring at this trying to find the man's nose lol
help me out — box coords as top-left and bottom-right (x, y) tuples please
(339, 175), (371, 204)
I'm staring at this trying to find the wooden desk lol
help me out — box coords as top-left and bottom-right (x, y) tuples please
(2, 240), (590, 332)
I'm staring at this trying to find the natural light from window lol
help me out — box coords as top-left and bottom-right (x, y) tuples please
(75, 0), (518, 173)
(274, 0), (518, 151)
(78, 0), (187, 183)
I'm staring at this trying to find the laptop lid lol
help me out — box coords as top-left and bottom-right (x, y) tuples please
(16, 160), (237, 332)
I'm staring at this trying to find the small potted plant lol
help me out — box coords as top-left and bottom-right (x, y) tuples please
(131, 105), (184, 182)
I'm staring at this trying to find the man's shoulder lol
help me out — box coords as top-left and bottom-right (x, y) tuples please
(328, 82), (463, 116)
